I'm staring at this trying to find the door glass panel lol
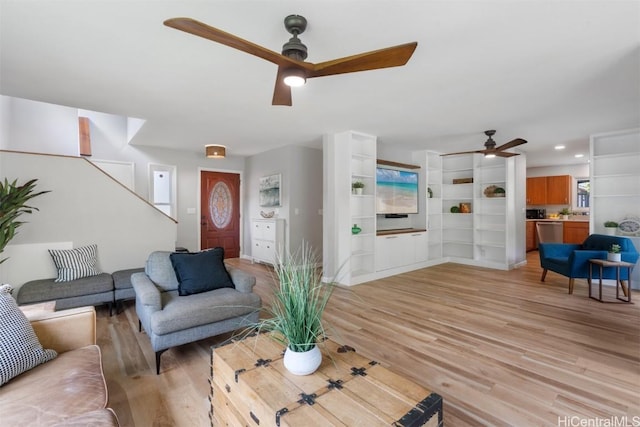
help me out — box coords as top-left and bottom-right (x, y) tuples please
(209, 181), (232, 229)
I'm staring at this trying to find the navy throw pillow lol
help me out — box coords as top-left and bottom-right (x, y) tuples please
(170, 248), (235, 296)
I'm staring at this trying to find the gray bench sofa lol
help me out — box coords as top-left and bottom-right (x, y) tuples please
(17, 268), (144, 314)
(132, 251), (261, 374)
(17, 273), (115, 312)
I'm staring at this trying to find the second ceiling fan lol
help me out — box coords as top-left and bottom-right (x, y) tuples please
(441, 130), (527, 158)
(164, 15), (418, 106)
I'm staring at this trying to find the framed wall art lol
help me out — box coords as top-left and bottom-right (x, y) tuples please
(259, 173), (281, 207)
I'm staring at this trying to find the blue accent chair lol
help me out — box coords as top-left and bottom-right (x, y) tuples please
(539, 234), (639, 294)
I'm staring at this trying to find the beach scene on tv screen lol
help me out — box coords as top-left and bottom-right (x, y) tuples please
(376, 168), (418, 214)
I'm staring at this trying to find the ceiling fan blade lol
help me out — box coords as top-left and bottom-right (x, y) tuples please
(495, 151), (519, 158)
(272, 67), (292, 106)
(495, 138), (527, 151)
(308, 42), (418, 78)
(440, 150), (484, 157)
(164, 17), (313, 70)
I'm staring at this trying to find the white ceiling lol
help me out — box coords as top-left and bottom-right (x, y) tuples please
(1, 1), (638, 167)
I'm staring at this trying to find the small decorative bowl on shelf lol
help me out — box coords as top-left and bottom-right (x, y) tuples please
(260, 210), (275, 218)
(484, 185), (506, 197)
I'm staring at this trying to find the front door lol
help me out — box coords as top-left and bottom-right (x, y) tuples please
(200, 171), (241, 257)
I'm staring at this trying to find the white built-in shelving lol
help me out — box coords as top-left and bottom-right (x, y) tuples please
(441, 154), (474, 260)
(473, 156), (508, 267)
(425, 151), (442, 260)
(590, 128), (640, 287)
(323, 131), (377, 285)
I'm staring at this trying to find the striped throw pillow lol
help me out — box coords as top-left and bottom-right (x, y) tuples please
(48, 244), (101, 282)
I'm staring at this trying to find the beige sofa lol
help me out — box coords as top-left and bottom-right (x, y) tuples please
(0, 305), (119, 426)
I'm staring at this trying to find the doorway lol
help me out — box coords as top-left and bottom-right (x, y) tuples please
(200, 170), (241, 258)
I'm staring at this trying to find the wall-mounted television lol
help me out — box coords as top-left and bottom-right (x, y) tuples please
(376, 167), (419, 215)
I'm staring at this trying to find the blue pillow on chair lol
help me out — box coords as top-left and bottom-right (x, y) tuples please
(170, 248), (235, 296)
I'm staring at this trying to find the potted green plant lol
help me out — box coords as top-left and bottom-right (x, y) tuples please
(352, 181), (364, 195)
(607, 243), (622, 262)
(559, 208), (571, 220)
(604, 221), (618, 236)
(0, 178), (49, 264)
(254, 243), (334, 375)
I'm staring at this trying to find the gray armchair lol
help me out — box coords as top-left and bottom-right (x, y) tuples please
(131, 251), (261, 374)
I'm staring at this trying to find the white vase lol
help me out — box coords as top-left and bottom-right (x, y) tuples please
(604, 227), (617, 236)
(283, 345), (322, 376)
(607, 253), (621, 262)
(354, 188), (363, 195)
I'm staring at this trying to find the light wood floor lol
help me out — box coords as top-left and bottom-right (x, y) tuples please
(98, 252), (640, 426)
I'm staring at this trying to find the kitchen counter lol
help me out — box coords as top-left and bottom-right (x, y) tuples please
(526, 218), (590, 250)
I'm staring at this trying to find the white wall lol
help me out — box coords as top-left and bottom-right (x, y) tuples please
(0, 151), (177, 294)
(526, 164), (589, 179)
(77, 108), (249, 252)
(286, 146), (324, 255)
(2, 95), (323, 260)
(3, 96), (79, 155)
(244, 145), (323, 258)
(0, 96), (10, 147)
(1, 96), (247, 253)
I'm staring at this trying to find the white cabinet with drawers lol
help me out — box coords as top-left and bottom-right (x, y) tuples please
(250, 218), (285, 265)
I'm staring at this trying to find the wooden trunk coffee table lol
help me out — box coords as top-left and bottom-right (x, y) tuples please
(210, 334), (443, 426)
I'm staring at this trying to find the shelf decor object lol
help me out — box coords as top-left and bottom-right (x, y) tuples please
(452, 177), (473, 184)
(618, 217), (640, 237)
(484, 185), (505, 197)
(459, 202), (472, 213)
(351, 224), (362, 234)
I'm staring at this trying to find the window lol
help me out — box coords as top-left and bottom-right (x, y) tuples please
(576, 178), (589, 208)
(149, 164), (177, 218)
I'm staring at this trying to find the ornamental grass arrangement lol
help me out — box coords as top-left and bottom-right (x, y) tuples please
(260, 243), (333, 352)
(252, 242), (334, 375)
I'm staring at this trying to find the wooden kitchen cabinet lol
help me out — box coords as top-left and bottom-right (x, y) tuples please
(526, 221), (537, 251)
(526, 175), (571, 205)
(526, 177), (547, 205)
(563, 221), (589, 244)
(546, 175), (571, 204)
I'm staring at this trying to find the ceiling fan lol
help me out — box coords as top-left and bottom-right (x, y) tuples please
(441, 130), (527, 158)
(164, 15), (417, 106)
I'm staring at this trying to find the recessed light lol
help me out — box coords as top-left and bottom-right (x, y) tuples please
(554, 145), (565, 150)
(574, 153), (584, 158)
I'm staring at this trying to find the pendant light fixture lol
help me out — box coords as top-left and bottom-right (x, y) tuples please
(205, 144), (226, 158)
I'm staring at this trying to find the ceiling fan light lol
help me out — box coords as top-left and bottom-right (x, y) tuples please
(283, 69), (306, 87)
(484, 153), (496, 158)
(205, 144), (226, 158)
